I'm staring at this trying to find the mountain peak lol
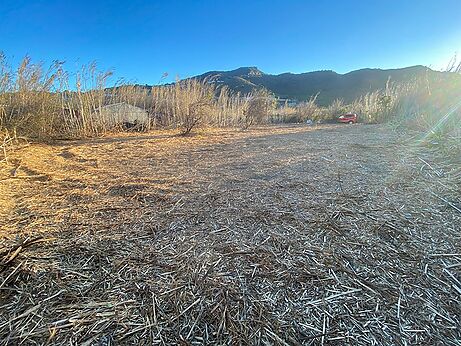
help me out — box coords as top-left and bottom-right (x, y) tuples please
(228, 66), (264, 77)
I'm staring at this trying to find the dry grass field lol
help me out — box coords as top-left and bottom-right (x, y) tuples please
(0, 124), (460, 345)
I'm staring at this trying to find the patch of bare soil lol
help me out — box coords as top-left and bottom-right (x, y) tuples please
(0, 124), (460, 345)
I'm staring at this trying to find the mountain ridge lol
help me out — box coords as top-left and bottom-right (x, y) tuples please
(190, 65), (443, 106)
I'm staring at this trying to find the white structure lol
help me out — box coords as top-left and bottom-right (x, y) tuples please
(94, 102), (149, 128)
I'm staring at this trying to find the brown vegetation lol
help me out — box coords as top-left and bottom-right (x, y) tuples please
(1, 124), (460, 344)
(1, 54), (460, 144)
(0, 55), (276, 139)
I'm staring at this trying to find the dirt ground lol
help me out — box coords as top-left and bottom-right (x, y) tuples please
(0, 124), (460, 345)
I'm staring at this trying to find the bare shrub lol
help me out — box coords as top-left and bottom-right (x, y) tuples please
(240, 89), (275, 129)
(181, 100), (212, 135)
(172, 79), (215, 135)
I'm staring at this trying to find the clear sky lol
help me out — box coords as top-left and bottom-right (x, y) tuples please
(1, 0), (460, 84)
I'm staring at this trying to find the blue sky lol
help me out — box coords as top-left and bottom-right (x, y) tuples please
(1, 0), (460, 84)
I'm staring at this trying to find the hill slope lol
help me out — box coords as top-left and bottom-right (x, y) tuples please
(192, 65), (451, 106)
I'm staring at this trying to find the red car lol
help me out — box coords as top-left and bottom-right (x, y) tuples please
(338, 113), (358, 124)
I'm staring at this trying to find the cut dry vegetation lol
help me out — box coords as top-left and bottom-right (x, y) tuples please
(0, 124), (460, 345)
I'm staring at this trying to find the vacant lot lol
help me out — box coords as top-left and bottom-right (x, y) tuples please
(1, 124), (460, 345)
